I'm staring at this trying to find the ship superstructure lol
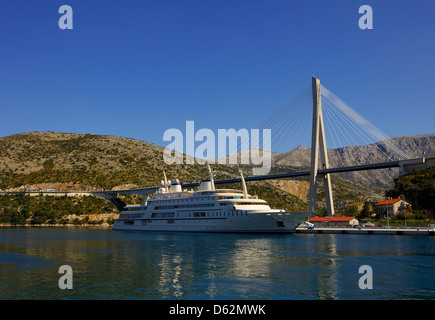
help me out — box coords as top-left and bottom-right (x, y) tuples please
(113, 166), (312, 233)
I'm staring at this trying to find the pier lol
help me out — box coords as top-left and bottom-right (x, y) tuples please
(295, 226), (435, 236)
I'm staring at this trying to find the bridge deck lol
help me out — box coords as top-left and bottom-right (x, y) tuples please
(0, 158), (427, 199)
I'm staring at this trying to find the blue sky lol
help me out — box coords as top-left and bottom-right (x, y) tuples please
(1, 0), (434, 154)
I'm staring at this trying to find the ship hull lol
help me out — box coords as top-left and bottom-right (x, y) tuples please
(112, 211), (313, 233)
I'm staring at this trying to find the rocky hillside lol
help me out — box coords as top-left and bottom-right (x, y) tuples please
(0, 131), (307, 213)
(1, 131), (432, 216)
(272, 134), (435, 189)
(0, 131), (234, 189)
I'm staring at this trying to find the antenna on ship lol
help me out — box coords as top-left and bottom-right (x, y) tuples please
(239, 169), (248, 198)
(206, 163), (215, 191)
(163, 171), (169, 192)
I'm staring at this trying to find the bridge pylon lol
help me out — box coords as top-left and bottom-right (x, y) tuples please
(309, 77), (335, 216)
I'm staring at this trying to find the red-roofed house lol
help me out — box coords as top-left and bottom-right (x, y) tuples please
(308, 216), (359, 227)
(375, 198), (411, 218)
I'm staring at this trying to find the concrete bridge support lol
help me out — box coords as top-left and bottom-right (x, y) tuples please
(309, 77), (335, 216)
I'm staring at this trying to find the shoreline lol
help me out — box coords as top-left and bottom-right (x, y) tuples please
(295, 226), (435, 236)
(0, 223), (113, 228)
(1, 224), (434, 236)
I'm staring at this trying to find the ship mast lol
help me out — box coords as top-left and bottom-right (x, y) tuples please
(207, 163), (215, 191)
(239, 169), (248, 198)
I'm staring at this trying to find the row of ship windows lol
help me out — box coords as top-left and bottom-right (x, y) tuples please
(121, 210), (249, 219)
(151, 211), (249, 218)
(152, 197), (215, 204)
(141, 219), (249, 225)
(155, 203), (214, 210)
(121, 214), (142, 218)
(125, 203), (216, 211)
(220, 196), (243, 199)
(152, 196), (244, 204)
(126, 201), (260, 212)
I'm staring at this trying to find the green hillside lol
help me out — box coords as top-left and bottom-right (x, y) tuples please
(1, 131), (413, 225)
(0, 132), (307, 225)
(0, 131), (216, 189)
(391, 167), (435, 217)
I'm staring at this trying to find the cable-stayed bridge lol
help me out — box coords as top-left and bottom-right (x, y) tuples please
(91, 77), (430, 214)
(3, 77), (432, 214)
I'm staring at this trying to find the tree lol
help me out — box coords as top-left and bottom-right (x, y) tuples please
(359, 202), (372, 219)
(349, 203), (361, 216)
(391, 167), (435, 217)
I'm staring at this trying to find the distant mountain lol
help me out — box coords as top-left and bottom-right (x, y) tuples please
(212, 134), (434, 191)
(272, 134), (435, 189)
(1, 131), (432, 213)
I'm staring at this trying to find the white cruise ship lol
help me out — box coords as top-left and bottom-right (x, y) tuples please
(113, 167), (312, 233)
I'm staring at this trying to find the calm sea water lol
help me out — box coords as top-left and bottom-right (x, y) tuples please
(0, 227), (434, 300)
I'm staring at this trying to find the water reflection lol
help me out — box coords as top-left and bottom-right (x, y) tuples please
(157, 252), (185, 298)
(314, 234), (339, 300)
(0, 228), (434, 299)
(149, 234), (342, 299)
